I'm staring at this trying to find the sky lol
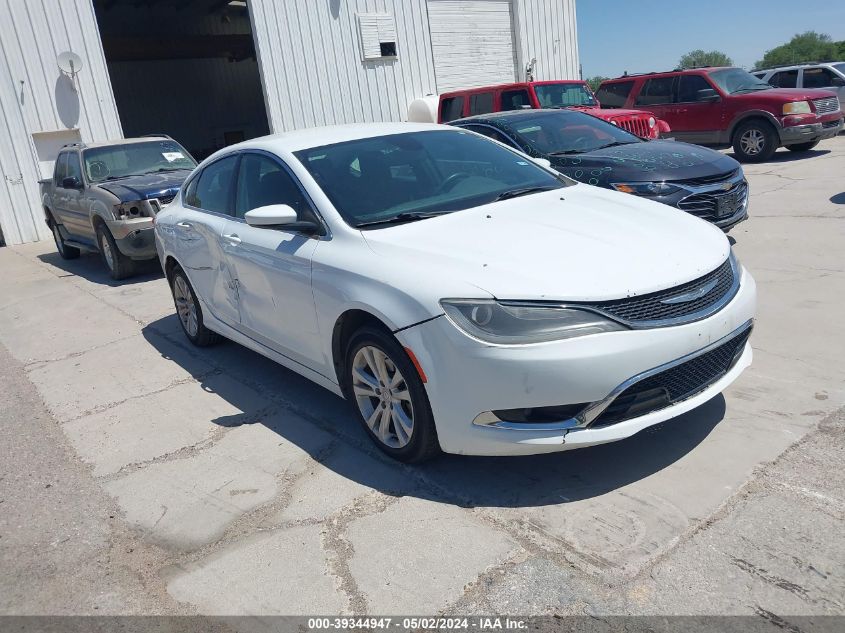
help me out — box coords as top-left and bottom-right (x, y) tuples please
(576, 0), (845, 79)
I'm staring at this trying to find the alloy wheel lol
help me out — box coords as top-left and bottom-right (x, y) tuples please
(351, 345), (414, 448)
(173, 275), (199, 337)
(100, 233), (115, 271)
(740, 129), (765, 156)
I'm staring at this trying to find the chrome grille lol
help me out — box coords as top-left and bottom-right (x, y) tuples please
(592, 325), (751, 427)
(576, 257), (737, 326)
(157, 194), (176, 205)
(678, 182), (748, 221)
(813, 97), (840, 115)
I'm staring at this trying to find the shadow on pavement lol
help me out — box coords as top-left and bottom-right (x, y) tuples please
(729, 148), (831, 164)
(142, 316), (726, 509)
(37, 251), (163, 286)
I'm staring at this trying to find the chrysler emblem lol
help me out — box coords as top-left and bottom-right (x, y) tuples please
(661, 278), (719, 304)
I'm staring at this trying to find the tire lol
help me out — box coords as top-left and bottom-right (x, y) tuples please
(95, 223), (136, 280)
(169, 266), (219, 347)
(345, 326), (440, 463)
(785, 140), (820, 152)
(49, 219), (80, 260)
(732, 119), (778, 162)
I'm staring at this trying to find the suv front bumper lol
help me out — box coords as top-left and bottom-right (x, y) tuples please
(780, 115), (844, 144)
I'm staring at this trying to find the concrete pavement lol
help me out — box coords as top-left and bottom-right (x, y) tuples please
(1, 138), (844, 621)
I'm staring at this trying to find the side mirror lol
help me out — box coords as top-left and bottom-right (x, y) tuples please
(531, 157), (552, 169)
(244, 204), (297, 227)
(244, 204), (321, 235)
(62, 176), (81, 189)
(697, 88), (720, 102)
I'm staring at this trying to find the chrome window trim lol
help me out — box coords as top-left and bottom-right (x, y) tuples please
(473, 319), (753, 432)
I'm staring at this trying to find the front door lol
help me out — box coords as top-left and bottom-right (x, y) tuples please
(220, 151), (322, 370)
(670, 75), (726, 144)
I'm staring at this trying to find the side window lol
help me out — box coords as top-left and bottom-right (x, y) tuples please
(677, 75), (714, 102)
(770, 70), (798, 88)
(595, 81), (634, 108)
(635, 77), (676, 106)
(464, 125), (518, 149)
(500, 89), (531, 111)
(469, 92), (495, 116)
(234, 153), (312, 221)
(190, 155), (238, 214)
(65, 153), (83, 183)
(54, 153), (68, 185)
(803, 67), (838, 89)
(440, 96), (465, 122)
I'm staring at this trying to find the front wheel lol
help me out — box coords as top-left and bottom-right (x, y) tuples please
(96, 223), (136, 280)
(785, 140), (820, 152)
(732, 120), (778, 162)
(345, 327), (440, 463)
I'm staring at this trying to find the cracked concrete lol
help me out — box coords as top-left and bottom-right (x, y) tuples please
(1, 136), (844, 618)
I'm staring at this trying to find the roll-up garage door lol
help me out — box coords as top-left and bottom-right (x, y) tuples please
(427, 0), (517, 92)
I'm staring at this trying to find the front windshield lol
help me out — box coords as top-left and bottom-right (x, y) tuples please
(294, 130), (569, 228)
(535, 83), (597, 107)
(508, 111), (642, 155)
(708, 68), (772, 94)
(83, 140), (197, 182)
(834, 63), (845, 76)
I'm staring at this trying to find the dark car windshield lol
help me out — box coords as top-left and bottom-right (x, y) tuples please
(708, 68), (772, 94)
(505, 110), (642, 155)
(294, 130), (569, 228)
(834, 63), (845, 76)
(535, 83), (597, 107)
(83, 140), (197, 182)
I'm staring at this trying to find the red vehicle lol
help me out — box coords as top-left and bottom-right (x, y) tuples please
(597, 67), (844, 162)
(408, 80), (669, 139)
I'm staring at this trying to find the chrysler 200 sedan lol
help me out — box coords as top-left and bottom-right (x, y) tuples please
(154, 123), (756, 462)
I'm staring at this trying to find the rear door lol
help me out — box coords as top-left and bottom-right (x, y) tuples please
(177, 154), (241, 326)
(220, 151), (322, 369)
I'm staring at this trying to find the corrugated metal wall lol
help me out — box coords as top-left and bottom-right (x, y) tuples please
(514, 0), (580, 81)
(0, 0), (121, 245)
(248, 0), (439, 133)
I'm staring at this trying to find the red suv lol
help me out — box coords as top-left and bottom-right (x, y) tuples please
(408, 80), (669, 139)
(597, 67), (844, 162)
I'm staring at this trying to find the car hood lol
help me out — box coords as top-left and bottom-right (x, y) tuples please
(733, 87), (839, 102)
(96, 170), (192, 202)
(549, 140), (738, 183)
(361, 185), (729, 302)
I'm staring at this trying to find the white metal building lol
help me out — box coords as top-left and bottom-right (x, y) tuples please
(0, 0), (579, 246)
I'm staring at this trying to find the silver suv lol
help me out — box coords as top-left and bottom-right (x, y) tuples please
(753, 62), (845, 103)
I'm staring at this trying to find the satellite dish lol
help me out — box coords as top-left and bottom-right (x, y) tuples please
(58, 51), (83, 77)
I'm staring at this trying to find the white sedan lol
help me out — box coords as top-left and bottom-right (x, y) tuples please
(155, 123), (756, 462)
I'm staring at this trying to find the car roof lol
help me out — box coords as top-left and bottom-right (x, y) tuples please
(602, 67), (736, 83)
(440, 80), (585, 97)
(78, 136), (177, 150)
(754, 61), (845, 73)
(450, 109), (578, 125)
(217, 122), (448, 154)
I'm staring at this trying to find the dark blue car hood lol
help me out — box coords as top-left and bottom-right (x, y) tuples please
(96, 170), (192, 203)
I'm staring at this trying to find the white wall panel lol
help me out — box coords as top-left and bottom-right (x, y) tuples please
(0, 0), (121, 245)
(248, 0), (438, 132)
(514, 0), (579, 81)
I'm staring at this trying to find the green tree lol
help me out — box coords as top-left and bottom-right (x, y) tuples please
(585, 76), (609, 92)
(755, 32), (840, 69)
(678, 49), (733, 69)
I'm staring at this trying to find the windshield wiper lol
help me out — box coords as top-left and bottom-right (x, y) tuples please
(591, 141), (639, 150)
(355, 211), (449, 229)
(156, 167), (192, 172)
(104, 173), (147, 181)
(494, 186), (557, 201)
(732, 86), (771, 94)
(548, 149), (586, 156)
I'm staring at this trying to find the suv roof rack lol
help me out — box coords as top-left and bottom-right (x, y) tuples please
(752, 61), (827, 72)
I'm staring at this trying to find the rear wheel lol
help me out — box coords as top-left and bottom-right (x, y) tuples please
(732, 120), (778, 162)
(96, 223), (136, 280)
(170, 266), (219, 347)
(50, 220), (80, 260)
(785, 140), (820, 152)
(345, 326), (440, 463)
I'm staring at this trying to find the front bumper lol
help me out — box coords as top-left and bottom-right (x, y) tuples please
(396, 267), (756, 456)
(110, 224), (157, 260)
(780, 115), (844, 144)
(639, 173), (749, 232)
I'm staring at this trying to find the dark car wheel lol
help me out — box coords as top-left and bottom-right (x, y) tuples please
(96, 223), (136, 280)
(785, 141), (820, 152)
(345, 326), (440, 463)
(169, 266), (219, 347)
(50, 220), (80, 260)
(732, 120), (778, 162)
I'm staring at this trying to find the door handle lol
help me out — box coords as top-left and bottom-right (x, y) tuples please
(223, 233), (242, 245)
(176, 221), (193, 229)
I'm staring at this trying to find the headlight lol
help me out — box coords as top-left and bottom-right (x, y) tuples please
(783, 101), (811, 115)
(611, 181), (681, 196)
(648, 116), (656, 128)
(440, 300), (626, 344)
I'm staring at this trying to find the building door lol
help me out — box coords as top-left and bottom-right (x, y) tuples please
(427, 0), (518, 92)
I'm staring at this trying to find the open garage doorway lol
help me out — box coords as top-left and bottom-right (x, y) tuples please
(93, 0), (270, 161)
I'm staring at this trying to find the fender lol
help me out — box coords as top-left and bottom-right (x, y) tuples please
(726, 109), (783, 143)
